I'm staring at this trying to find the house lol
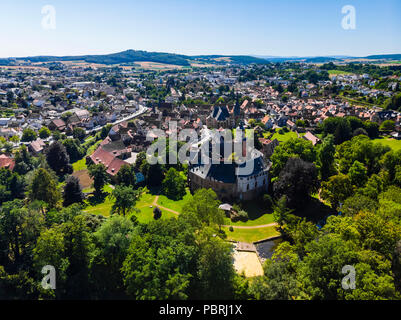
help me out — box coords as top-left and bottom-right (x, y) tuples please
(0, 154), (15, 171)
(261, 115), (274, 130)
(258, 138), (280, 158)
(286, 120), (297, 131)
(276, 115), (288, 127)
(48, 119), (66, 132)
(0, 127), (18, 138)
(88, 145), (129, 179)
(0, 118), (11, 126)
(302, 131), (321, 146)
(28, 139), (46, 155)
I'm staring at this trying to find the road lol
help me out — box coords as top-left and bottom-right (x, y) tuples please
(86, 104), (149, 134)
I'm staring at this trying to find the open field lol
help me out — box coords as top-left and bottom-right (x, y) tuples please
(223, 226), (279, 243)
(0, 65), (49, 71)
(72, 169), (93, 189)
(264, 130), (301, 142)
(372, 137), (401, 151)
(133, 61), (186, 70)
(83, 186), (176, 222)
(328, 70), (354, 76)
(223, 200), (275, 226)
(157, 189), (193, 213)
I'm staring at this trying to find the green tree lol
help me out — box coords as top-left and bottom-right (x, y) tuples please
(380, 120), (395, 133)
(28, 168), (62, 208)
(272, 196), (295, 234)
(13, 145), (35, 175)
(88, 164), (109, 195)
(72, 127), (86, 141)
(62, 139), (85, 163)
(116, 164), (136, 187)
(122, 219), (197, 300)
(45, 141), (73, 177)
(110, 185), (141, 216)
(63, 175), (85, 207)
(90, 215), (134, 298)
(162, 168), (186, 200)
(38, 126), (51, 139)
(348, 160), (368, 187)
(196, 236), (236, 299)
(273, 157), (319, 209)
(0, 200), (44, 268)
(320, 174), (354, 209)
(182, 188), (224, 227)
(317, 134), (336, 180)
(21, 128), (37, 142)
(270, 138), (316, 178)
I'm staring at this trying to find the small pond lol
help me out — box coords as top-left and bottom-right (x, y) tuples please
(255, 237), (283, 260)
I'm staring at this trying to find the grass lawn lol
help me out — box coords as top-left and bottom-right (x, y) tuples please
(157, 188), (193, 213)
(372, 137), (401, 151)
(328, 70), (354, 76)
(72, 158), (87, 172)
(83, 186), (176, 223)
(223, 226), (279, 243)
(72, 139), (102, 173)
(83, 185), (114, 217)
(265, 130), (300, 143)
(223, 200), (275, 226)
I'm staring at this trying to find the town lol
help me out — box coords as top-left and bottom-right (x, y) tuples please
(1, 47), (401, 302)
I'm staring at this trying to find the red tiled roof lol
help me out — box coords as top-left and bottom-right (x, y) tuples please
(106, 158), (127, 176)
(90, 147), (116, 168)
(0, 154), (15, 171)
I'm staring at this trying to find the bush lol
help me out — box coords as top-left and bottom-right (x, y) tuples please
(278, 128), (284, 134)
(238, 210), (249, 222)
(263, 194), (274, 209)
(229, 226), (234, 232)
(153, 207), (162, 220)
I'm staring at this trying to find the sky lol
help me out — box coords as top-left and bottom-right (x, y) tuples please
(0, 0), (400, 58)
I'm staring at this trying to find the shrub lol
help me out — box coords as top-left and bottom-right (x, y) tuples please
(263, 194), (274, 209)
(229, 226), (234, 232)
(153, 207), (162, 220)
(238, 210), (249, 222)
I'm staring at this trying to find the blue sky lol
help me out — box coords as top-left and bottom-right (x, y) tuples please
(0, 0), (400, 58)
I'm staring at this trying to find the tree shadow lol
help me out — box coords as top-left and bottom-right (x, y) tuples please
(86, 191), (109, 206)
(293, 197), (336, 224)
(240, 199), (273, 222)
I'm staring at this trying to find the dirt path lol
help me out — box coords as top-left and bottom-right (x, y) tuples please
(221, 223), (277, 229)
(152, 195), (181, 215)
(151, 195), (278, 230)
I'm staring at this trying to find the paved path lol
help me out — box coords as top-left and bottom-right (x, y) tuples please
(151, 195), (278, 230)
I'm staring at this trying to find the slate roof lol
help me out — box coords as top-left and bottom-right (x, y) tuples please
(211, 105), (230, 121)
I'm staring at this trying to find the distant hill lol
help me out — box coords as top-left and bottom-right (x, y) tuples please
(3, 50), (269, 67)
(1, 50), (400, 67)
(364, 54), (401, 60)
(191, 55), (269, 65)
(16, 50), (192, 66)
(304, 57), (341, 63)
